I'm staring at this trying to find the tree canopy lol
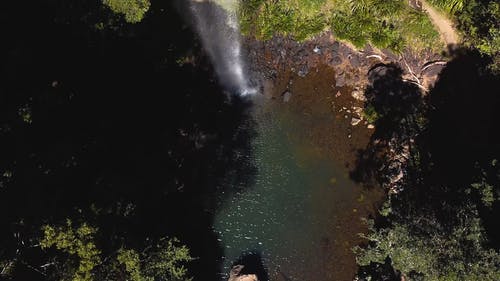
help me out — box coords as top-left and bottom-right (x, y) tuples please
(102, 0), (151, 23)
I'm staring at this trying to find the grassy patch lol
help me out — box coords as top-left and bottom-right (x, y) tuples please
(239, 0), (441, 52)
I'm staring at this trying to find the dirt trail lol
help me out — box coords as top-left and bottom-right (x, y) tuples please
(421, 0), (459, 45)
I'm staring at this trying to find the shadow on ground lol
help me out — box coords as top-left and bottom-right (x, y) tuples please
(351, 48), (500, 244)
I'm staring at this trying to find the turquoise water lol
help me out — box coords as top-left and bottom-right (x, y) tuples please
(213, 106), (367, 280)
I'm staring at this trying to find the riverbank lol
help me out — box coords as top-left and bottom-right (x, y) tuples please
(246, 31), (446, 162)
(240, 27), (454, 280)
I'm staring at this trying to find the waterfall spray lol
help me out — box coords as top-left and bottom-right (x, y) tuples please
(189, 0), (256, 96)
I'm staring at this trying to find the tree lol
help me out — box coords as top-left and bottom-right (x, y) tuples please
(116, 238), (194, 281)
(353, 50), (500, 281)
(456, 0), (500, 69)
(39, 220), (193, 281)
(354, 212), (500, 280)
(102, 0), (151, 23)
(41, 221), (101, 281)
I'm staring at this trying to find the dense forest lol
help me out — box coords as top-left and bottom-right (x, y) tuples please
(1, 0), (499, 281)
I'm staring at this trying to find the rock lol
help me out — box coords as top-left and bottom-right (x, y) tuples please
(282, 91), (292, 102)
(335, 72), (346, 87)
(335, 91), (342, 97)
(349, 55), (361, 68)
(332, 41), (340, 53)
(351, 117), (362, 126)
(367, 124), (375, 129)
(422, 64), (445, 77)
(297, 65), (309, 77)
(351, 90), (366, 101)
(228, 265), (258, 281)
(381, 48), (398, 61)
(368, 65), (389, 83)
(352, 106), (363, 116)
(330, 55), (342, 66)
(390, 169), (404, 184)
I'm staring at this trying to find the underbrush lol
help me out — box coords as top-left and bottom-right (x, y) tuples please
(239, 0), (441, 53)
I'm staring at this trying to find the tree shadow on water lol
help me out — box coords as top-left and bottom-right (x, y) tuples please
(0, 1), (257, 280)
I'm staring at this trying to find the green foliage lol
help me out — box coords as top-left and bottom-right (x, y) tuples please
(378, 197), (392, 217)
(355, 213), (500, 280)
(427, 0), (499, 69)
(102, 0), (151, 23)
(0, 260), (14, 277)
(455, 0), (500, 69)
(240, 0), (440, 51)
(40, 221), (193, 281)
(467, 160), (499, 207)
(355, 222), (437, 276)
(18, 104), (32, 124)
(362, 104), (380, 124)
(41, 220), (101, 281)
(141, 238), (194, 281)
(427, 0), (465, 14)
(400, 9), (440, 51)
(117, 249), (144, 281)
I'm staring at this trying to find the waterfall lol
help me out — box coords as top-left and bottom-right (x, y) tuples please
(189, 0), (256, 96)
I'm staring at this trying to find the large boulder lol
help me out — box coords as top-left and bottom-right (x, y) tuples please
(228, 265), (259, 281)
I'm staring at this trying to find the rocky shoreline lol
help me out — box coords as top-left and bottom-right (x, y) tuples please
(245, 32), (449, 193)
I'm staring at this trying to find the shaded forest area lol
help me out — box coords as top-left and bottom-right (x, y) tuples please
(352, 49), (500, 280)
(0, 1), (256, 280)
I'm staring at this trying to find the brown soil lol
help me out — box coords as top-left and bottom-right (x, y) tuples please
(421, 0), (459, 45)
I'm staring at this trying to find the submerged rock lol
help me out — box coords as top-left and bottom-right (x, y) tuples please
(282, 91), (292, 102)
(351, 90), (366, 101)
(335, 72), (346, 87)
(351, 117), (362, 126)
(352, 106), (363, 116)
(297, 65), (309, 77)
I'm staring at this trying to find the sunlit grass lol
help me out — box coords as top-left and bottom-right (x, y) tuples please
(239, 0), (441, 52)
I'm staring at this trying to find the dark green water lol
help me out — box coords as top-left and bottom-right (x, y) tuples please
(214, 106), (369, 280)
